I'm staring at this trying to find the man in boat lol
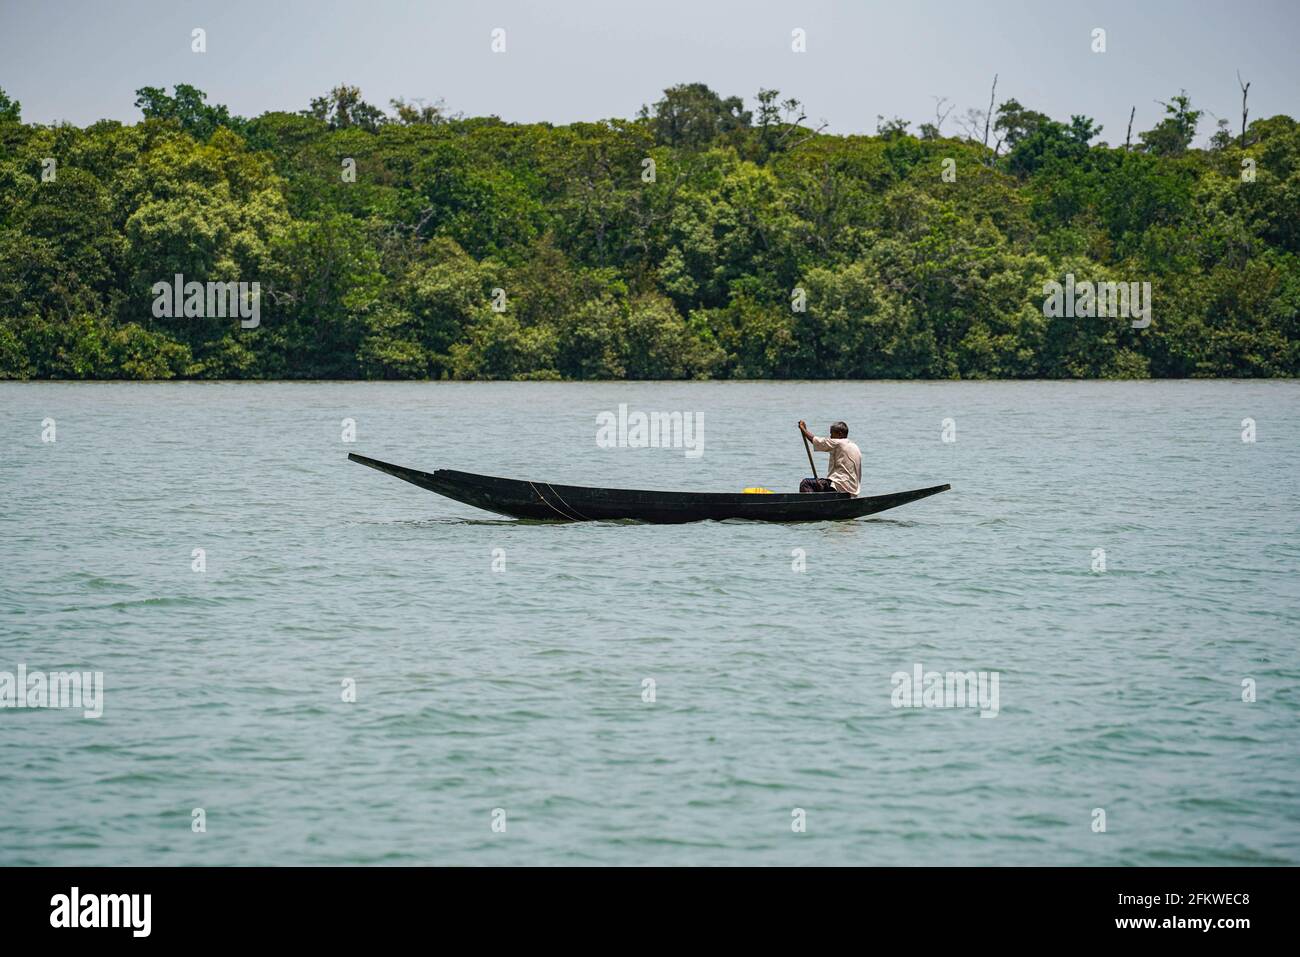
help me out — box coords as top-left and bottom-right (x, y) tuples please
(798, 420), (862, 495)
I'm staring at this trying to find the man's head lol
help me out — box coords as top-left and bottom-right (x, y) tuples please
(830, 421), (849, 439)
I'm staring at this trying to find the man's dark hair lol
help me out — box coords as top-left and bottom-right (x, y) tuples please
(831, 421), (848, 437)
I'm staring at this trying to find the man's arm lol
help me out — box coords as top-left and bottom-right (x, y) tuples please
(798, 420), (832, 452)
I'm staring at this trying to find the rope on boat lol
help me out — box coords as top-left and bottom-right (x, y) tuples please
(546, 484), (589, 521)
(529, 481), (588, 521)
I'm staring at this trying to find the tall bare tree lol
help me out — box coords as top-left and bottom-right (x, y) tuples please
(1237, 71), (1251, 146)
(982, 74), (998, 149)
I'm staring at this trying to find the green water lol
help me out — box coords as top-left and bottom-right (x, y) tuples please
(1, 380), (1297, 864)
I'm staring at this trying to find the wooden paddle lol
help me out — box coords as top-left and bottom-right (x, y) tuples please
(799, 422), (818, 479)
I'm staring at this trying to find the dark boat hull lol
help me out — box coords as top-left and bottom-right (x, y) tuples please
(349, 454), (950, 523)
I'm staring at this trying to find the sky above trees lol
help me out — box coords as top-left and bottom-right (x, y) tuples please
(2, 0), (1298, 147)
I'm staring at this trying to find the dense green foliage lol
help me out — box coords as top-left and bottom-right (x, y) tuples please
(2, 83), (1298, 379)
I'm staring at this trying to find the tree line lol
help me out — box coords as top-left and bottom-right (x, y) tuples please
(1, 81), (1297, 380)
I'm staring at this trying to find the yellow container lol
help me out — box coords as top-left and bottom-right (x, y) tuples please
(742, 487), (774, 494)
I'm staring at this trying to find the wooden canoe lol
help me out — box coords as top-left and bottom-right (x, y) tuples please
(349, 453), (950, 524)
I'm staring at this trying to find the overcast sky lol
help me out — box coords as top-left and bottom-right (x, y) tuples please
(2, 0), (1297, 145)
